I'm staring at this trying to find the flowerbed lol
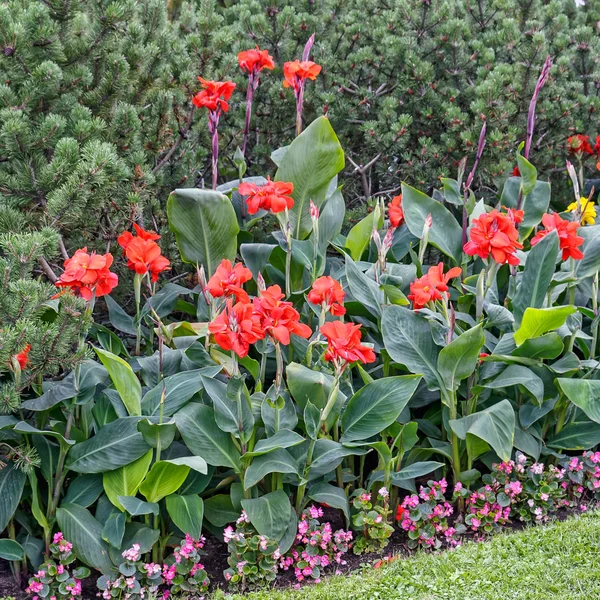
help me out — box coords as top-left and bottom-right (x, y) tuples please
(2, 37), (600, 600)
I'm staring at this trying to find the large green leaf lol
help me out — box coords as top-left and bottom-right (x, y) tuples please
(514, 306), (576, 346)
(345, 206), (379, 260)
(556, 379), (600, 424)
(512, 230), (559, 325)
(308, 482), (350, 520)
(308, 440), (367, 481)
(485, 365), (544, 401)
(166, 494), (204, 539)
(101, 512), (125, 549)
(94, 348), (141, 416)
(56, 504), (113, 573)
(103, 450), (152, 511)
(66, 417), (150, 473)
(449, 400), (515, 461)
(575, 225), (600, 279)
(287, 362), (336, 411)
(402, 183), (463, 263)
(117, 496), (159, 516)
(173, 403), (241, 472)
(204, 494), (238, 527)
(318, 189), (345, 253)
(0, 539), (24, 561)
(244, 430), (305, 458)
(382, 305), (443, 391)
(244, 449), (299, 490)
(241, 490), (291, 542)
(548, 422), (600, 450)
(139, 461), (190, 503)
(438, 325), (485, 392)
(341, 375), (421, 443)
(345, 254), (383, 317)
(516, 145), (537, 196)
(394, 461), (444, 480)
(512, 333), (563, 360)
(275, 117), (345, 239)
(0, 462), (26, 532)
(167, 188), (239, 275)
(63, 474), (104, 508)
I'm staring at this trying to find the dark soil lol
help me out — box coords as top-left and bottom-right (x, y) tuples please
(0, 507), (578, 599)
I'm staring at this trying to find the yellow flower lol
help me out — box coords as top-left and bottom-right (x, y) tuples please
(567, 197), (596, 225)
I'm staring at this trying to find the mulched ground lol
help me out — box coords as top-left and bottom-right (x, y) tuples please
(0, 508), (576, 599)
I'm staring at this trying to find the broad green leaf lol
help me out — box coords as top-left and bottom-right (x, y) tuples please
(440, 177), (462, 206)
(395, 461), (444, 480)
(204, 494), (238, 527)
(512, 230), (558, 325)
(63, 474), (104, 508)
(308, 482), (350, 520)
(101, 512), (125, 548)
(514, 306), (576, 346)
(117, 496), (159, 516)
(0, 539), (24, 561)
(173, 404), (241, 472)
(103, 450), (152, 511)
(318, 189), (345, 253)
(12, 421), (74, 453)
(514, 426), (541, 461)
(548, 422), (600, 450)
(275, 117), (345, 240)
(244, 430), (305, 458)
(0, 463), (27, 531)
(244, 449), (299, 490)
(139, 461), (190, 503)
(501, 178), (550, 234)
(164, 456), (207, 474)
(345, 254), (383, 317)
(104, 295), (137, 336)
(308, 439), (367, 481)
(345, 206), (380, 260)
(512, 333), (563, 360)
(449, 400), (515, 461)
(166, 494), (204, 539)
(485, 365), (544, 401)
(137, 419), (177, 450)
(287, 362), (336, 411)
(402, 183), (463, 263)
(556, 379), (600, 424)
(516, 144), (537, 196)
(167, 188), (239, 275)
(341, 375), (421, 442)
(382, 305), (443, 391)
(66, 417), (150, 473)
(94, 348), (141, 416)
(240, 243), (277, 279)
(56, 504), (113, 573)
(575, 225), (600, 279)
(241, 490), (291, 542)
(304, 401), (321, 441)
(438, 325), (485, 391)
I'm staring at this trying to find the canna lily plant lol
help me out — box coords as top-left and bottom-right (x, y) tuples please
(3, 56), (600, 587)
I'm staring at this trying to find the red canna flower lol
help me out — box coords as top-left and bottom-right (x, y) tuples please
(192, 77), (236, 113)
(56, 248), (118, 300)
(120, 237), (171, 282)
(307, 276), (346, 316)
(388, 195), (404, 228)
(320, 321), (376, 369)
(531, 212), (585, 260)
(396, 505), (406, 522)
(238, 47), (275, 74)
(238, 178), (294, 215)
(15, 344), (31, 370)
(567, 134), (594, 156)
(463, 209), (523, 266)
(205, 259), (253, 303)
(282, 60), (322, 93)
(253, 285), (312, 345)
(408, 263), (462, 310)
(208, 299), (264, 358)
(504, 207), (524, 225)
(117, 223), (161, 250)
(511, 166), (520, 177)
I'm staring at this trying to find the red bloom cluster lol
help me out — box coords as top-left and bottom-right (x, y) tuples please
(238, 178), (294, 214)
(205, 259), (252, 303)
(388, 195), (404, 228)
(208, 299), (263, 358)
(568, 134), (595, 156)
(56, 248), (118, 300)
(408, 263), (462, 310)
(320, 321), (375, 369)
(282, 60), (322, 93)
(15, 344), (31, 370)
(307, 276), (346, 316)
(531, 212), (585, 260)
(118, 225), (170, 282)
(238, 47), (275, 74)
(192, 77), (236, 113)
(463, 209), (523, 266)
(253, 285), (312, 345)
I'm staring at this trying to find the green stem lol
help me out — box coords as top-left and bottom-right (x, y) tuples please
(8, 519), (20, 585)
(48, 406), (74, 519)
(134, 274), (142, 355)
(274, 342), (284, 394)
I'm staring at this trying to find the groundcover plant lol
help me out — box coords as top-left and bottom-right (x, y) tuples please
(2, 40), (600, 599)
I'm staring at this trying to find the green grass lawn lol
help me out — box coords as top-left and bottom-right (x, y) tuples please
(215, 512), (600, 600)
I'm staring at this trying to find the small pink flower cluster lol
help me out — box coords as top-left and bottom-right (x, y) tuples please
(27, 533), (89, 600)
(279, 505), (352, 584)
(457, 483), (511, 535)
(351, 487), (394, 554)
(400, 480), (463, 550)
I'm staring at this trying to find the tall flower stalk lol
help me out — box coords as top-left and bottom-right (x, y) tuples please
(192, 77), (236, 189)
(462, 121), (487, 247)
